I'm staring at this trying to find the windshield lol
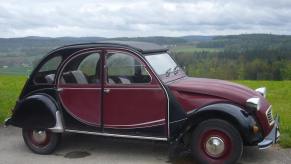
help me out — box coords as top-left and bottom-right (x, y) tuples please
(145, 53), (178, 75)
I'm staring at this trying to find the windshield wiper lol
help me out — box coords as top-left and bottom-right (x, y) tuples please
(165, 68), (172, 77)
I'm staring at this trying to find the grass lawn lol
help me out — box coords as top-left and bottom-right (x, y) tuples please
(0, 75), (290, 147)
(0, 75), (26, 123)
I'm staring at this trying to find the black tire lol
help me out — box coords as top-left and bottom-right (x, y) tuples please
(22, 129), (61, 154)
(191, 119), (243, 164)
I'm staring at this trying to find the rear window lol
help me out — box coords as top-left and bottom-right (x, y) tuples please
(39, 56), (62, 72)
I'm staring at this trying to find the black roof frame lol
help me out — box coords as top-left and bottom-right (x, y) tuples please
(49, 41), (169, 56)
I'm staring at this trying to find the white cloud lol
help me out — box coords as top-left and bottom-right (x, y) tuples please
(0, 0), (290, 37)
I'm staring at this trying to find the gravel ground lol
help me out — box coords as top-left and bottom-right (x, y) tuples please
(0, 126), (290, 164)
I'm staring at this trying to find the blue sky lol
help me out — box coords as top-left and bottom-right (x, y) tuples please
(0, 0), (290, 37)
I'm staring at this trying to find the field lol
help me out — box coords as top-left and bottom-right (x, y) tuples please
(0, 67), (31, 75)
(171, 45), (223, 53)
(0, 75), (290, 147)
(0, 75), (26, 123)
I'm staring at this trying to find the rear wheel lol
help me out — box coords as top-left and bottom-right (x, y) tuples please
(191, 119), (243, 164)
(22, 129), (61, 154)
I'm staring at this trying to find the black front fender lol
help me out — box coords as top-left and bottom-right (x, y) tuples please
(186, 103), (262, 145)
(8, 94), (58, 129)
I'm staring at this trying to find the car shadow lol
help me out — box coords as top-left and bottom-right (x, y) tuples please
(54, 133), (274, 164)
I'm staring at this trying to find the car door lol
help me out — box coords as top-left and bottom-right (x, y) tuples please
(103, 50), (168, 137)
(57, 51), (102, 127)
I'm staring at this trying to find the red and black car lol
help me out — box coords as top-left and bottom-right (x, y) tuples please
(5, 41), (279, 163)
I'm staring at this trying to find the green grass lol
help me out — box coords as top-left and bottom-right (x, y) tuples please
(0, 75), (290, 147)
(236, 81), (291, 148)
(171, 45), (223, 53)
(0, 75), (26, 123)
(0, 67), (31, 75)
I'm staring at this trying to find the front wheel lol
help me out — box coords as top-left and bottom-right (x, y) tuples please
(191, 119), (243, 164)
(22, 129), (61, 154)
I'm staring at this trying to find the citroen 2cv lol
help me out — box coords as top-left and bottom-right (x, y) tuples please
(5, 41), (279, 163)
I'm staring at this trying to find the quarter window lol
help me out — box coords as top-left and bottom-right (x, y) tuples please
(39, 56), (62, 72)
(106, 52), (151, 84)
(34, 55), (62, 84)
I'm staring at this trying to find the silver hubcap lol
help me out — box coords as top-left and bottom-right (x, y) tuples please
(205, 137), (225, 157)
(32, 130), (47, 143)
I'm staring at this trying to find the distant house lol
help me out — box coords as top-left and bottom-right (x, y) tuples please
(21, 63), (30, 68)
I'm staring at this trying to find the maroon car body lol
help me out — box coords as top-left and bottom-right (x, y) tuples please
(5, 41), (279, 164)
(168, 77), (273, 135)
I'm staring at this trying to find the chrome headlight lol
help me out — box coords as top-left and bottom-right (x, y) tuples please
(246, 97), (261, 111)
(255, 87), (266, 98)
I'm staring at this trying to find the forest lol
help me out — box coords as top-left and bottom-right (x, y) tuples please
(171, 34), (291, 80)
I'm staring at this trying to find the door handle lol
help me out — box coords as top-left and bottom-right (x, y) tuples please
(104, 88), (110, 94)
(57, 88), (63, 92)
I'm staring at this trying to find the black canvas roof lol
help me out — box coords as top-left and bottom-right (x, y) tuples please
(54, 41), (169, 54)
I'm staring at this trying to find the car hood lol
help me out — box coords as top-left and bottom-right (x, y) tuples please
(167, 77), (262, 106)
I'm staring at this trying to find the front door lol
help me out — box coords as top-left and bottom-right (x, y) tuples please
(103, 50), (168, 137)
(58, 51), (102, 127)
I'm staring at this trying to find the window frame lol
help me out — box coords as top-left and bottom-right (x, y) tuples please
(57, 50), (102, 87)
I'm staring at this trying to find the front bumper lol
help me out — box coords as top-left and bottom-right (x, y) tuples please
(258, 115), (280, 149)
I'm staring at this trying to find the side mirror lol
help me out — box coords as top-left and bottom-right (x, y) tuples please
(182, 66), (186, 71)
(181, 65), (188, 75)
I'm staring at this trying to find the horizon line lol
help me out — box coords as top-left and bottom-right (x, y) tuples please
(0, 33), (290, 39)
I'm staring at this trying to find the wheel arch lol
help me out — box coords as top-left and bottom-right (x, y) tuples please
(7, 94), (60, 129)
(183, 103), (260, 145)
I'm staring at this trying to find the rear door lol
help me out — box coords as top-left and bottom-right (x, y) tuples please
(103, 50), (168, 137)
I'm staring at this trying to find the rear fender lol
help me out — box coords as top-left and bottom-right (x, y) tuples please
(8, 94), (59, 129)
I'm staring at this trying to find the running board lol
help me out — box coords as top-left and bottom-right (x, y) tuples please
(65, 129), (168, 141)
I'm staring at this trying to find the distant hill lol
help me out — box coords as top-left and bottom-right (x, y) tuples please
(180, 35), (214, 42)
(0, 36), (203, 56)
(197, 34), (291, 51)
(0, 37), (106, 56)
(0, 35), (213, 56)
(1, 34), (291, 75)
(0, 35), (212, 73)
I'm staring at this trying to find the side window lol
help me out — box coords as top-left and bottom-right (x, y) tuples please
(106, 52), (151, 84)
(60, 52), (101, 85)
(78, 54), (99, 76)
(34, 56), (62, 84)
